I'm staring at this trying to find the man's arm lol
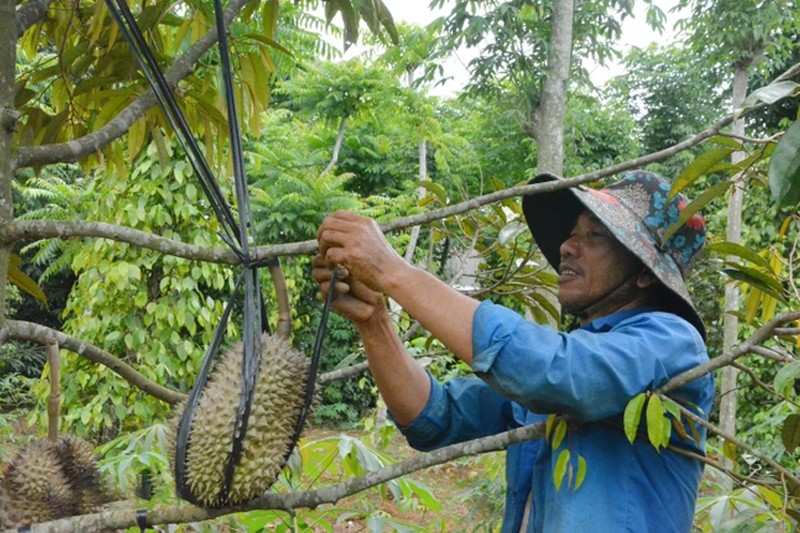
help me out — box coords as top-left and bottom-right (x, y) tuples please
(316, 211), (480, 364)
(311, 256), (430, 426)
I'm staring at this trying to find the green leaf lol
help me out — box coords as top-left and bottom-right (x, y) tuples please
(553, 449), (570, 491)
(574, 455), (587, 490)
(768, 120), (800, 207)
(552, 419), (567, 449)
(722, 264), (787, 304)
(722, 440), (737, 462)
(706, 242), (770, 268)
(623, 393), (647, 444)
(670, 148), (734, 199)
(416, 180), (447, 203)
(744, 81), (799, 106)
(781, 414), (800, 452)
(773, 361), (800, 397)
(646, 394), (665, 450)
(706, 135), (744, 150)
(545, 414), (557, 442)
(7, 254), (48, 306)
(663, 180), (732, 241)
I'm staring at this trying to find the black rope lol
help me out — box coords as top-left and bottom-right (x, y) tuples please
(105, 0), (334, 507)
(135, 509), (149, 532)
(286, 270), (338, 459)
(104, 0), (241, 249)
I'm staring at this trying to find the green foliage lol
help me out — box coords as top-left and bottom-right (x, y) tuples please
(29, 142), (235, 437)
(768, 119), (800, 207)
(695, 481), (797, 532)
(95, 423), (173, 497)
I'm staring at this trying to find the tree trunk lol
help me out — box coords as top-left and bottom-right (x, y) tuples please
(404, 139), (427, 263)
(718, 62), (749, 489)
(0, 0), (17, 329)
(534, 0), (574, 176)
(322, 115), (348, 176)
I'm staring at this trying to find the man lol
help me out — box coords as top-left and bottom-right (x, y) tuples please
(314, 170), (714, 532)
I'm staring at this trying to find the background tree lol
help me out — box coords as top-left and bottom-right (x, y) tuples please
(1, 0), (800, 530)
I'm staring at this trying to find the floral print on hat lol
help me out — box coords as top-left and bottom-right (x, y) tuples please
(522, 170), (707, 339)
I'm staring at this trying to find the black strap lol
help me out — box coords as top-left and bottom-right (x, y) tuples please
(106, 0), (333, 506)
(136, 509), (149, 532)
(287, 271), (338, 458)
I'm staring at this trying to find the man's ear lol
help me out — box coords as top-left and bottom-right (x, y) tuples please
(636, 268), (657, 289)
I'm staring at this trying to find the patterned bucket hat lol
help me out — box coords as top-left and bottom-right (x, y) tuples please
(522, 170), (707, 339)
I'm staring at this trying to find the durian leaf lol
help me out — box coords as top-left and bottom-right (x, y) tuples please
(646, 394), (665, 450)
(670, 148), (733, 199)
(553, 449), (570, 491)
(623, 393), (646, 444)
(7, 254), (48, 306)
(781, 414), (800, 452)
(663, 180), (731, 242)
(768, 119), (800, 207)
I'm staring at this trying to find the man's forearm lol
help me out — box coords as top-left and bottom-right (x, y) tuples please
(357, 309), (431, 426)
(380, 263), (480, 365)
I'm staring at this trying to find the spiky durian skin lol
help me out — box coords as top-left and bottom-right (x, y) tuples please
(50, 435), (111, 513)
(4, 439), (75, 516)
(0, 482), (59, 529)
(0, 436), (112, 527)
(176, 334), (311, 507)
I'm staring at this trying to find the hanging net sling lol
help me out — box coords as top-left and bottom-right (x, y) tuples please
(104, 0), (337, 508)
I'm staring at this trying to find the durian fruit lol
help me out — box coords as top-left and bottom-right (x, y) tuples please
(0, 436), (113, 528)
(3, 439), (75, 516)
(173, 333), (312, 507)
(50, 435), (112, 513)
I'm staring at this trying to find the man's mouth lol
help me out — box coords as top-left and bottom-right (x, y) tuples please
(558, 264), (582, 279)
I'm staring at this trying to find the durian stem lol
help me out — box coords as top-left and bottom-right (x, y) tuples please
(47, 339), (60, 441)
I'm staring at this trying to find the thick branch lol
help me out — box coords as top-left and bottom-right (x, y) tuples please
(658, 311), (800, 394)
(7, 62), (800, 262)
(21, 423), (547, 532)
(15, 0), (252, 169)
(321, 115), (348, 177)
(3, 320), (185, 404)
(668, 399), (800, 490)
(15, 0), (53, 37)
(0, 220), (240, 262)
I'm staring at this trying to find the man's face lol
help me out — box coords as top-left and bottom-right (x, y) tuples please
(557, 211), (643, 322)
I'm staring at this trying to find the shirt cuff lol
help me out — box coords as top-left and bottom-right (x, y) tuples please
(389, 373), (450, 449)
(471, 300), (524, 374)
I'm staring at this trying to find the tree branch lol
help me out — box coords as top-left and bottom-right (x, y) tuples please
(3, 320), (185, 405)
(667, 399), (800, 490)
(21, 422), (546, 532)
(15, 0), (54, 37)
(658, 311), (800, 394)
(0, 219), (317, 263)
(14, 0), (252, 169)
(8, 63), (800, 262)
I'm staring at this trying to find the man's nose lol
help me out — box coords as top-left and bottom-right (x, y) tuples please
(560, 234), (579, 259)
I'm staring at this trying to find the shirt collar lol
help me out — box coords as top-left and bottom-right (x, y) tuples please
(580, 306), (657, 333)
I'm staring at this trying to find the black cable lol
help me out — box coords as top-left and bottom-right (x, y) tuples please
(286, 271), (338, 458)
(107, 0), (334, 507)
(104, 0), (241, 249)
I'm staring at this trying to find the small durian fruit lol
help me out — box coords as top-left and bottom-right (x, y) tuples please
(0, 436), (112, 526)
(50, 435), (113, 513)
(174, 334), (312, 507)
(0, 482), (57, 529)
(4, 439), (75, 516)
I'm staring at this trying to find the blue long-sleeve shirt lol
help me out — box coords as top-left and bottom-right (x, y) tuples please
(394, 301), (714, 533)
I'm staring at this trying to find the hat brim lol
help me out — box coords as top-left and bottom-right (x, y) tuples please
(521, 173), (706, 340)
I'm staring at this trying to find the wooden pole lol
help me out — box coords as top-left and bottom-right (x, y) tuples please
(47, 339), (60, 441)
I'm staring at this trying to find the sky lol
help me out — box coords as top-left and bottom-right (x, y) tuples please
(368, 0), (689, 95)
